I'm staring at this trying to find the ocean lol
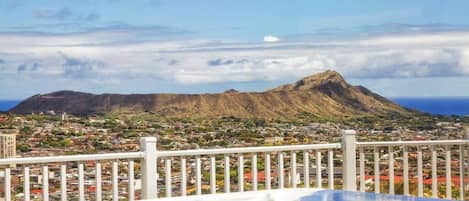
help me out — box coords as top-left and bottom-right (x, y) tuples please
(391, 97), (469, 116)
(1, 98), (469, 116)
(0, 100), (21, 112)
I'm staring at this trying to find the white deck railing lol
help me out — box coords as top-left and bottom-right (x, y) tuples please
(356, 139), (468, 200)
(1, 130), (469, 200)
(157, 142), (341, 197)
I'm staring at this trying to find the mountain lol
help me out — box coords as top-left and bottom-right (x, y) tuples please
(10, 70), (412, 118)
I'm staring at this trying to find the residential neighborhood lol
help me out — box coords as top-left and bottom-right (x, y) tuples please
(1, 113), (469, 199)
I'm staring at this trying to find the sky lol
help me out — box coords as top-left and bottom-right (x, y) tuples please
(1, 0), (469, 99)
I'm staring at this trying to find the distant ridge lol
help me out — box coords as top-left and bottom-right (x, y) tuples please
(10, 70), (412, 118)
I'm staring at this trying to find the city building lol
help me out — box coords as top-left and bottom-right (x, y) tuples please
(0, 129), (16, 159)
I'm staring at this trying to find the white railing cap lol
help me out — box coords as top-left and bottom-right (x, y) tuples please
(157, 143), (341, 157)
(0, 152), (144, 165)
(357, 139), (468, 147)
(342, 130), (357, 135)
(140, 137), (157, 143)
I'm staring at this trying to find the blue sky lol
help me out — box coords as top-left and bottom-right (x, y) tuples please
(1, 0), (469, 99)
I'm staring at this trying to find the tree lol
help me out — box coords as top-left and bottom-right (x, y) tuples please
(18, 144), (31, 152)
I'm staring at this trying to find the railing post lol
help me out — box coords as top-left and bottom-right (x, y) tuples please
(140, 137), (158, 199)
(342, 130), (357, 191)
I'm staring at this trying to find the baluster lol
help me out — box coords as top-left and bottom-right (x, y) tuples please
(403, 146), (409, 195)
(24, 167), (30, 201)
(388, 146), (394, 194)
(165, 158), (172, 197)
(238, 155), (244, 192)
(196, 156), (202, 195)
(128, 160), (135, 201)
(431, 146), (437, 198)
(95, 163), (102, 201)
(224, 155), (230, 193)
(303, 151), (309, 188)
(5, 168), (10, 201)
(417, 146), (423, 197)
(374, 147), (380, 194)
(43, 166), (49, 201)
(359, 147), (365, 192)
(291, 152), (297, 188)
(265, 153), (271, 190)
(60, 164), (67, 201)
(467, 145), (469, 201)
(278, 152), (284, 189)
(467, 144), (469, 201)
(328, 149), (334, 189)
(210, 156), (216, 194)
(252, 154), (258, 191)
(78, 163), (85, 201)
(112, 162), (118, 201)
(460, 145), (465, 200)
(181, 157), (187, 196)
(446, 145), (452, 200)
(316, 151), (322, 188)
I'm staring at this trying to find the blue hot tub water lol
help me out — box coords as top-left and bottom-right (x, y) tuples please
(300, 190), (449, 201)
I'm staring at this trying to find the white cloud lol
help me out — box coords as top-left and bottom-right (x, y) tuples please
(2, 28), (469, 98)
(263, 35), (280, 42)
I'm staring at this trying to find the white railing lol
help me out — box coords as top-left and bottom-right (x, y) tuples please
(1, 129), (469, 200)
(0, 152), (143, 201)
(356, 139), (468, 200)
(0, 138), (156, 201)
(156, 142), (341, 197)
